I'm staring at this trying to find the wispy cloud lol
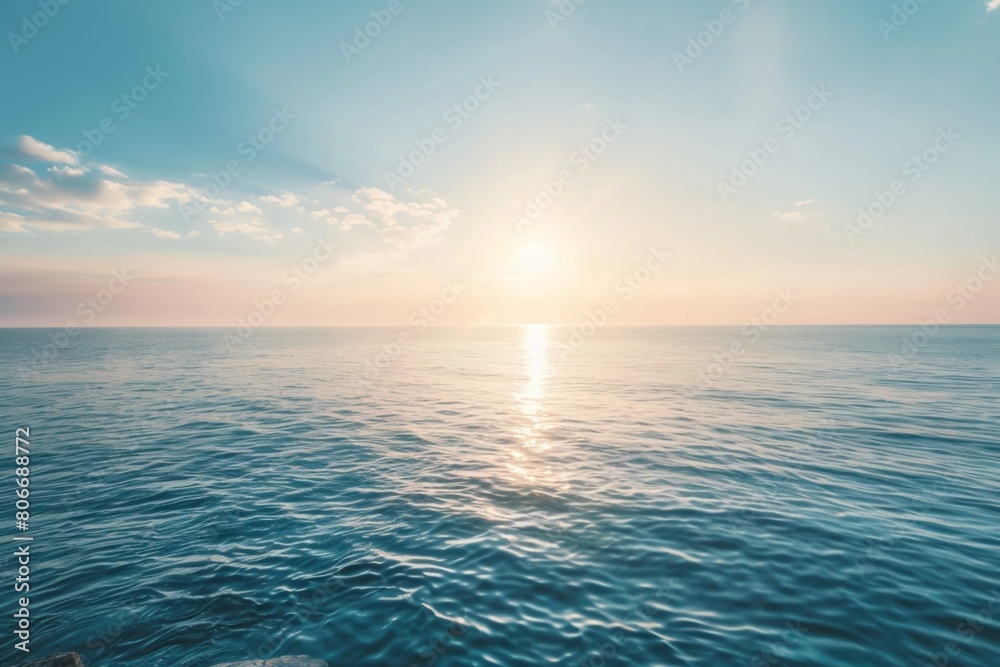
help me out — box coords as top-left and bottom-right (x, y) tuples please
(773, 211), (809, 221)
(149, 227), (182, 239)
(988, 0), (1000, 12)
(1, 136), (460, 253)
(13, 135), (79, 165)
(209, 218), (283, 242)
(352, 187), (460, 250)
(260, 193), (301, 208)
(0, 137), (196, 232)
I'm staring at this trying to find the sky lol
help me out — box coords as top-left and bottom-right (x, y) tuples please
(0, 0), (998, 327)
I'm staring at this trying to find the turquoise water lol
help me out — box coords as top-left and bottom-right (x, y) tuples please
(1, 326), (998, 667)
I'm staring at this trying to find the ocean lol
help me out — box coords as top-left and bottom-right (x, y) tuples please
(1, 326), (997, 666)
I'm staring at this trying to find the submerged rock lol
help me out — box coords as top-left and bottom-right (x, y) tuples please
(210, 658), (328, 667)
(16, 654), (85, 667)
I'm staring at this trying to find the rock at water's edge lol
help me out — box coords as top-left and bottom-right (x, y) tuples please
(15, 654), (85, 667)
(210, 658), (328, 667)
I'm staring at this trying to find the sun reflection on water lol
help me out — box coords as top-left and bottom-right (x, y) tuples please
(506, 325), (569, 490)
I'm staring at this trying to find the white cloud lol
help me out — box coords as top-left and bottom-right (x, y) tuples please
(150, 228), (182, 239)
(14, 135), (79, 165)
(0, 212), (27, 233)
(347, 187), (459, 250)
(99, 165), (128, 179)
(0, 137), (459, 251)
(340, 213), (373, 230)
(209, 218), (283, 242)
(794, 199), (819, 207)
(773, 211), (808, 221)
(989, 0), (1000, 11)
(0, 159), (197, 231)
(260, 193), (300, 208)
(48, 165), (87, 179)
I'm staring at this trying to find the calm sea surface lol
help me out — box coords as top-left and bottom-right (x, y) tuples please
(0, 327), (997, 667)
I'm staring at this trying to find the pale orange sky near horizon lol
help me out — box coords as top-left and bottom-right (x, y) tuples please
(2, 248), (998, 328)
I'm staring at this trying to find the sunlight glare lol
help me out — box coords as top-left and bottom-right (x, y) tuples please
(517, 242), (555, 278)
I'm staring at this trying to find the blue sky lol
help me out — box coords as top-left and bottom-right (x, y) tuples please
(1, 0), (998, 326)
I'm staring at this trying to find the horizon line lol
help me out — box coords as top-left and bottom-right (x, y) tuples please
(1, 324), (999, 330)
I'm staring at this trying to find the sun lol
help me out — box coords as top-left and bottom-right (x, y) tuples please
(517, 242), (555, 278)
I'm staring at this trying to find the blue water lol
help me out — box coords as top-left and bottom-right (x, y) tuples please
(0, 326), (998, 667)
